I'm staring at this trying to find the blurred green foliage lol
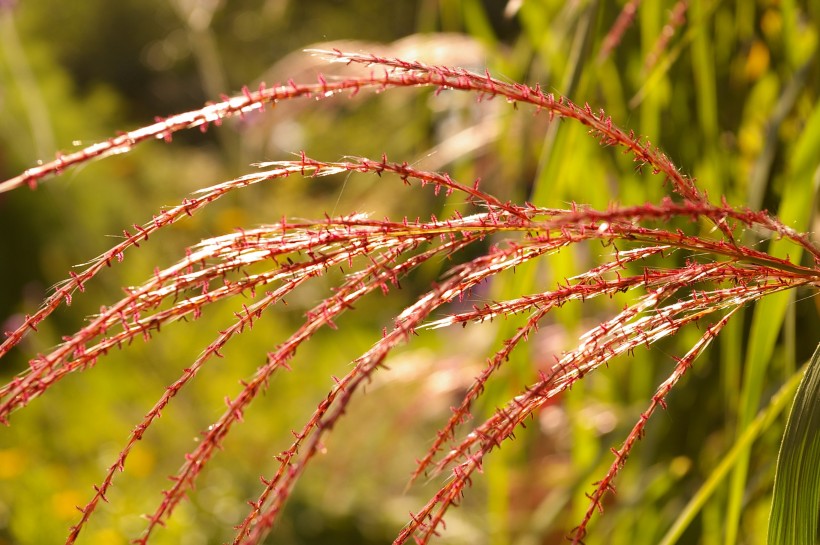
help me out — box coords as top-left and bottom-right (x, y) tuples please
(0, 1), (819, 544)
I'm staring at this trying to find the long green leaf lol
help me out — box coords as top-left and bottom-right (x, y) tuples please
(658, 363), (805, 545)
(727, 85), (820, 545)
(768, 343), (820, 544)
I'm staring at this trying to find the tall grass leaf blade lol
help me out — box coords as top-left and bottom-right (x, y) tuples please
(658, 364), (804, 545)
(768, 342), (820, 544)
(728, 94), (820, 544)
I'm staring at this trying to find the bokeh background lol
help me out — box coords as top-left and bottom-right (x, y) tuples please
(0, 1), (819, 544)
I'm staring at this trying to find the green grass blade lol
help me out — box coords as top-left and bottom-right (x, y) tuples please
(727, 85), (820, 545)
(658, 363), (805, 545)
(767, 343), (820, 544)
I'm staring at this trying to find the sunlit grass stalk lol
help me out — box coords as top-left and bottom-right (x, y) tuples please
(1, 51), (819, 545)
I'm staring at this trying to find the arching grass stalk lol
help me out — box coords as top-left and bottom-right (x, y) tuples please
(1, 51), (818, 544)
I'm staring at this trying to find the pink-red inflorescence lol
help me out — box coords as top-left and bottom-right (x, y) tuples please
(1, 51), (819, 545)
